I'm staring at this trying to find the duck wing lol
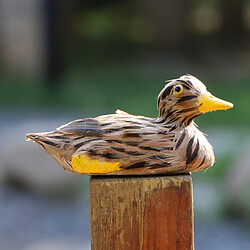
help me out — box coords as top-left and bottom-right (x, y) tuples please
(57, 118), (102, 137)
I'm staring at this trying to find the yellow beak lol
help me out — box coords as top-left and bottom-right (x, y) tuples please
(198, 92), (233, 113)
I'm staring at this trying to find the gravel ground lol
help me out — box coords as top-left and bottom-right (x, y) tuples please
(0, 185), (91, 250)
(0, 185), (250, 250)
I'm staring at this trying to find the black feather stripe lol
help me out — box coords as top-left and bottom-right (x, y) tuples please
(102, 153), (119, 159)
(149, 155), (170, 159)
(99, 122), (113, 127)
(186, 137), (194, 165)
(187, 140), (200, 165)
(195, 156), (206, 170)
(154, 118), (166, 124)
(186, 114), (200, 125)
(163, 109), (175, 120)
(182, 85), (191, 90)
(73, 136), (85, 140)
(177, 95), (197, 103)
(141, 132), (156, 135)
(180, 116), (187, 126)
(149, 163), (171, 169)
(169, 125), (178, 132)
(39, 139), (58, 147)
(160, 107), (166, 116)
(123, 162), (146, 169)
(111, 147), (126, 152)
(123, 125), (141, 129)
(177, 80), (191, 89)
(158, 131), (168, 135)
(104, 128), (121, 133)
(106, 139), (123, 144)
(124, 141), (139, 146)
(177, 107), (197, 114)
(167, 117), (178, 124)
(48, 135), (65, 139)
(87, 149), (98, 156)
(163, 146), (174, 150)
(161, 86), (172, 99)
(123, 132), (141, 138)
(126, 151), (144, 156)
(175, 132), (186, 149)
(138, 146), (161, 151)
(87, 150), (119, 159)
(157, 96), (161, 107)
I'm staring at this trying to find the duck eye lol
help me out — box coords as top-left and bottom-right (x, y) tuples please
(173, 85), (183, 95)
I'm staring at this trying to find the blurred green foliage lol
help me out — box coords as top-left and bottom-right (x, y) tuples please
(75, 6), (151, 45)
(1, 60), (249, 127)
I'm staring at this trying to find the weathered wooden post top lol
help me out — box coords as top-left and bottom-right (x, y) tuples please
(90, 174), (194, 250)
(26, 75), (233, 249)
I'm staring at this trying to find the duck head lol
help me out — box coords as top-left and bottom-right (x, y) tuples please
(157, 74), (233, 126)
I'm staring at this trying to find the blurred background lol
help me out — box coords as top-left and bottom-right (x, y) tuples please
(0, 0), (250, 249)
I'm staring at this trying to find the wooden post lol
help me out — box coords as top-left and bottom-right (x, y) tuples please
(90, 174), (194, 250)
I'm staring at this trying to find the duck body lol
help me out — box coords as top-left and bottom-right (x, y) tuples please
(26, 75), (232, 175)
(27, 110), (214, 175)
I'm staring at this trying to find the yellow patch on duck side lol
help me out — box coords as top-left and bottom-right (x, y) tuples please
(71, 154), (121, 174)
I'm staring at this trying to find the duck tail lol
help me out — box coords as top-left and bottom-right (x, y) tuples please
(25, 131), (78, 174)
(25, 131), (67, 159)
(26, 132), (57, 147)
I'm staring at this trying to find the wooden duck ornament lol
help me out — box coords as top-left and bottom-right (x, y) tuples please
(26, 75), (233, 175)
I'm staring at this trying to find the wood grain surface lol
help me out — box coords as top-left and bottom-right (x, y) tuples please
(90, 174), (194, 250)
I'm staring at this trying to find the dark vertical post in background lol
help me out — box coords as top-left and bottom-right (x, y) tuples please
(43, 0), (74, 83)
